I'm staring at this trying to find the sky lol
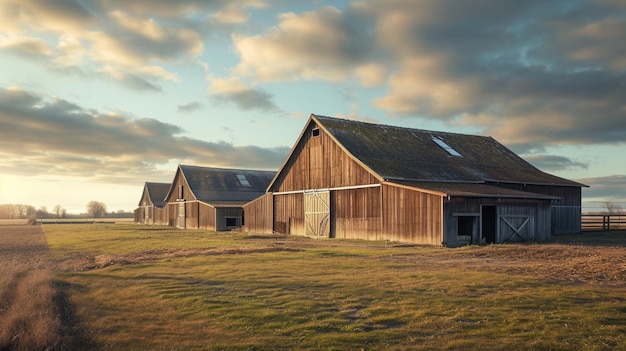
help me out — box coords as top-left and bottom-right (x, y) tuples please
(0, 0), (624, 214)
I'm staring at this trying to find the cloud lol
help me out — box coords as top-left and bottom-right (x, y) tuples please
(579, 175), (626, 201)
(363, 0), (626, 151)
(523, 154), (588, 171)
(177, 101), (203, 113)
(0, 87), (287, 183)
(232, 5), (378, 82)
(225, 0), (626, 154)
(0, 0), (267, 91)
(209, 77), (282, 113)
(0, 36), (54, 57)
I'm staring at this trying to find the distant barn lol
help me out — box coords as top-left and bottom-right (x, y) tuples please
(134, 182), (171, 225)
(164, 165), (276, 231)
(244, 114), (587, 246)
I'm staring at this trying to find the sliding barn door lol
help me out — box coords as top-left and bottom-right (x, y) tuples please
(304, 190), (330, 238)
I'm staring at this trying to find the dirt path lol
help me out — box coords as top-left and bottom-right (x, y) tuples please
(0, 225), (91, 350)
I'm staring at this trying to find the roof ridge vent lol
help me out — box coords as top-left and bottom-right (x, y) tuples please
(432, 136), (462, 157)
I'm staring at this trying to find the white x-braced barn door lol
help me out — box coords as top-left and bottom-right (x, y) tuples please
(304, 190), (330, 238)
(499, 215), (535, 242)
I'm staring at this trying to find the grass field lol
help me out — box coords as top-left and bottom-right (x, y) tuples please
(3, 224), (626, 350)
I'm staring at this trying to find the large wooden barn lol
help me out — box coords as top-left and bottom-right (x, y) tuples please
(165, 165), (275, 231)
(134, 182), (171, 225)
(243, 114), (587, 246)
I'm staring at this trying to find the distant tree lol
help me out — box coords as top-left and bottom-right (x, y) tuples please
(53, 204), (63, 218)
(36, 206), (48, 218)
(86, 201), (107, 218)
(601, 200), (623, 214)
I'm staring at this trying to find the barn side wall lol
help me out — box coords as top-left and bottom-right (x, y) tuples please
(167, 203), (178, 227)
(199, 202), (216, 230)
(443, 197), (552, 246)
(332, 187), (381, 240)
(154, 207), (168, 226)
(273, 193), (304, 235)
(184, 201), (199, 229)
(382, 184), (443, 245)
(243, 193), (274, 234)
(134, 207), (143, 223)
(493, 183), (582, 234)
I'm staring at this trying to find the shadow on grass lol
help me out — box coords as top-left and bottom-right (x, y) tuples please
(53, 281), (99, 351)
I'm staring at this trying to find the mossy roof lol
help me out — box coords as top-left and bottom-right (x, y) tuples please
(140, 182), (171, 208)
(314, 115), (584, 187)
(176, 165), (276, 204)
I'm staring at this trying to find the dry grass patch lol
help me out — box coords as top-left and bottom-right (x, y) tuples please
(0, 225), (86, 350)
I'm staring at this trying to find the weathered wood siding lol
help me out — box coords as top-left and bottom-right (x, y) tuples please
(274, 193), (304, 235)
(134, 207), (143, 223)
(382, 184), (443, 245)
(243, 193), (274, 234)
(164, 170), (199, 229)
(184, 201), (198, 229)
(493, 183), (582, 234)
(270, 121), (378, 193)
(167, 203), (178, 227)
(154, 207), (169, 226)
(332, 187), (381, 240)
(198, 202), (215, 230)
(443, 197), (552, 246)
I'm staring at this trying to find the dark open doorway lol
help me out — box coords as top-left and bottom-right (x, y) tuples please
(481, 205), (497, 244)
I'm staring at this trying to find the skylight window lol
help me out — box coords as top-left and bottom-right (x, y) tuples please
(432, 137), (462, 157)
(236, 174), (251, 187)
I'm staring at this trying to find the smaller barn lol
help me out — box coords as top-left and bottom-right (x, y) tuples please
(164, 165), (276, 231)
(134, 182), (171, 225)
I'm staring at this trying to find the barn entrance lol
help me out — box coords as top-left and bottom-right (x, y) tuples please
(304, 190), (330, 238)
(481, 205), (497, 244)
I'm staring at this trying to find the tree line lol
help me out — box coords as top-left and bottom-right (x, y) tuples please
(0, 201), (115, 219)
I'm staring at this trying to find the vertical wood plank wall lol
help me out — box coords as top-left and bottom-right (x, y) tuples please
(243, 193), (274, 234)
(333, 187), (381, 240)
(382, 184), (443, 245)
(199, 202), (216, 230)
(444, 197), (552, 246)
(271, 122), (378, 193)
(273, 193), (304, 235)
(493, 183), (582, 234)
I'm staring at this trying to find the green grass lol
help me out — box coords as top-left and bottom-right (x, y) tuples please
(45, 224), (626, 350)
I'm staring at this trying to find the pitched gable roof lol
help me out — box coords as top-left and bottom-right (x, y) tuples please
(174, 165), (276, 204)
(313, 114), (584, 187)
(138, 182), (171, 208)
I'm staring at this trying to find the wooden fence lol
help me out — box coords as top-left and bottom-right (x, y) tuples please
(581, 214), (626, 231)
